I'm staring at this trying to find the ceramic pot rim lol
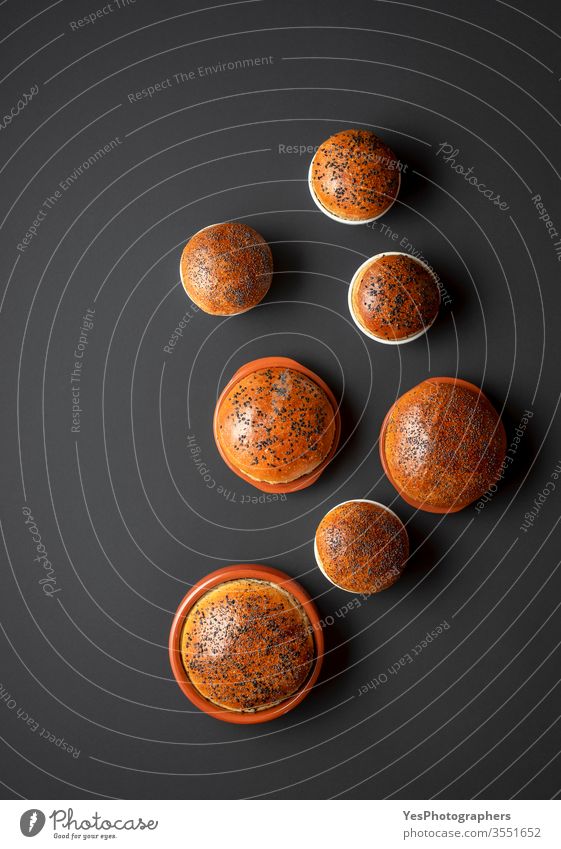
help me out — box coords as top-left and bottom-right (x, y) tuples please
(168, 564), (324, 724)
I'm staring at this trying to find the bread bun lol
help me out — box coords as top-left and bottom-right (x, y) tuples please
(181, 578), (314, 712)
(309, 129), (400, 223)
(315, 500), (409, 593)
(216, 365), (337, 484)
(381, 378), (506, 512)
(180, 222), (272, 315)
(350, 252), (440, 343)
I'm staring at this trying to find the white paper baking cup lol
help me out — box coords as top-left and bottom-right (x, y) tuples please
(348, 251), (441, 345)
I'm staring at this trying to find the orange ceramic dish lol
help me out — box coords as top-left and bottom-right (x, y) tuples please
(213, 357), (341, 493)
(379, 377), (506, 513)
(169, 564), (324, 724)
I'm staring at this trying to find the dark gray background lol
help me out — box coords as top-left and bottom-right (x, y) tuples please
(1, 0), (560, 800)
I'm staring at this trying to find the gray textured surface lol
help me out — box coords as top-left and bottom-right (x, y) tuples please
(1, 0), (560, 799)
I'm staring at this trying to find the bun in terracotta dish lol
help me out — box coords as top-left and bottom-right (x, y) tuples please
(215, 361), (338, 487)
(349, 252), (440, 343)
(180, 221), (272, 315)
(309, 129), (401, 223)
(380, 378), (506, 513)
(315, 500), (409, 593)
(181, 578), (314, 712)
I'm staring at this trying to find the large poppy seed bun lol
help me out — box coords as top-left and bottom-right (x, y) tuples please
(216, 366), (336, 485)
(181, 578), (314, 712)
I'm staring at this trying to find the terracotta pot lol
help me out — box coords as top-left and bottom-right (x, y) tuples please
(213, 356), (341, 493)
(379, 377), (507, 514)
(169, 564), (324, 724)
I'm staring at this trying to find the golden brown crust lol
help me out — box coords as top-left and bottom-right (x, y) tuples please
(180, 222), (272, 315)
(352, 254), (440, 340)
(216, 367), (336, 484)
(384, 380), (506, 511)
(181, 579), (314, 712)
(311, 129), (400, 221)
(316, 502), (409, 593)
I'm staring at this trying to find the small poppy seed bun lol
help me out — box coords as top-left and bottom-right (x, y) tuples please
(216, 366), (337, 484)
(314, 500), (409, 594)
(181, 579), (314, 712)
(310, 129), (401, 223)
(382, 379), (506, 512)
(350, 253), (440, 343)
(180, 222), (273, 315)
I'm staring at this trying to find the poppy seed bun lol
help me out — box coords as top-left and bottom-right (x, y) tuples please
(315, 500), (409, 594)
(310, 129), (401, 222)
(350, 253), (440, 343)
(216, 366), (337, 484)
(382, 379), (506, 512)
(181, 579), (314, 712)
(180, 222), (272, 315)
